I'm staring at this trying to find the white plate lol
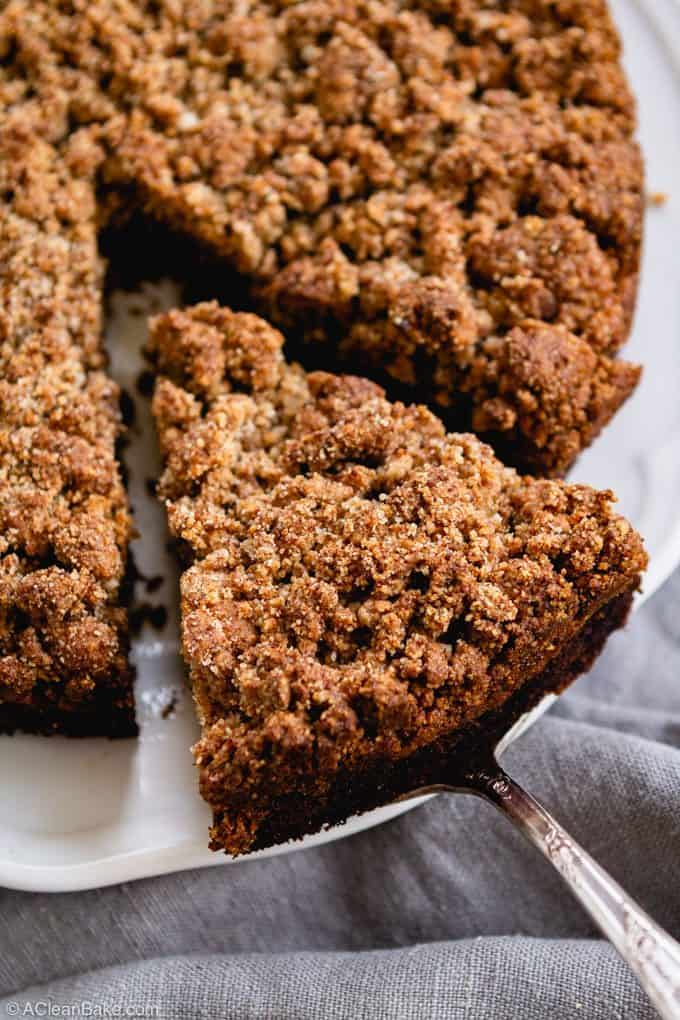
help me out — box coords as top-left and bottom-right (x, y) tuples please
(1, 0), (679, 893)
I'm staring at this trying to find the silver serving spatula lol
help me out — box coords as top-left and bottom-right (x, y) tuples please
(395, 743), (680, 1019)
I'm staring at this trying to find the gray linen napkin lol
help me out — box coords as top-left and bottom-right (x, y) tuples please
(1, 569), (679, 1020)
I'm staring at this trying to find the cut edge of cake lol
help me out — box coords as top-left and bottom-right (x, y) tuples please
(0, 126), (137, 738)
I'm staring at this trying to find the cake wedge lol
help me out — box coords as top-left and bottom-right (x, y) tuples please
(150, 303), (646, 855)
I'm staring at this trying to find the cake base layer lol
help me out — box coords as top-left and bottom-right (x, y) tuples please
(0, 669), (136, 734)
(0, 698), (137, 739)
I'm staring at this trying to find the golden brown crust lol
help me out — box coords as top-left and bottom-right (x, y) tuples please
(150, 304), (646, 854)
(0, 0), (643, 476)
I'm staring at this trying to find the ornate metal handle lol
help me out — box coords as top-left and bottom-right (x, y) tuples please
(469, 762), (680, 1019)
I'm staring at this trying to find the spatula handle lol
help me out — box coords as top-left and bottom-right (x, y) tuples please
(468, 762), (680, 1019)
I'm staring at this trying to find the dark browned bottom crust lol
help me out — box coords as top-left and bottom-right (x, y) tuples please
(0, 689), (138, 738)
(244, 590), (632, 854)
(0, 612), (137, 739)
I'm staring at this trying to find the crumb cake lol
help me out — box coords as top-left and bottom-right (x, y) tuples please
(0, 128), (135, 736)
(150, 304), (646, 855)
(0, 0), (646, 808)
(0, 0), (643, 478)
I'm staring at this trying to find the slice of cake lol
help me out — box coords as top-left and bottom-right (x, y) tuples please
(0, 127), (135, 736)
(150, 303), (646, 855)
(0, 0), (643, 475)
